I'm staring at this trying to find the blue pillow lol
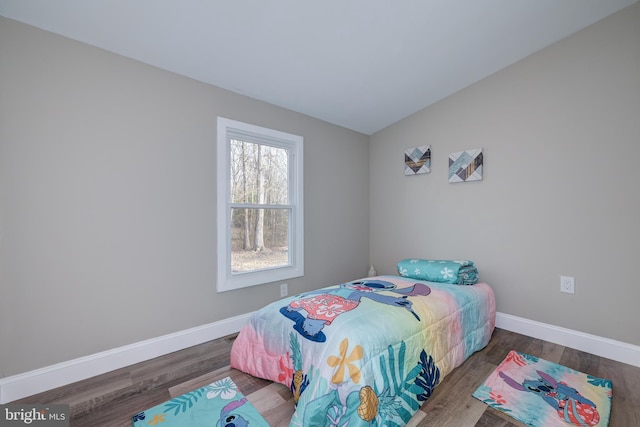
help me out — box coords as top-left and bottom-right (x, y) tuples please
(397, 259), (478, 285)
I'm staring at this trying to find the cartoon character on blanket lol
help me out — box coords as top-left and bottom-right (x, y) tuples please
(499, 370), (600, 426)
(279, 279), (431, 342)
(231, 274), (496, 426)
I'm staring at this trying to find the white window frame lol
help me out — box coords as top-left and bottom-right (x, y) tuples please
(216, 117), (304, 292)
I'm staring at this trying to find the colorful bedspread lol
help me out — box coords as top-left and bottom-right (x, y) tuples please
(230, 275), (496, 426)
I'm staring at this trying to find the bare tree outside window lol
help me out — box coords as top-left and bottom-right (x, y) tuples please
(229, 139), (290, 273)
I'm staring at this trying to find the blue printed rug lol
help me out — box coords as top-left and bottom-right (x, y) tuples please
(472, 350), (612, 427)
(132, 377), (269, 427)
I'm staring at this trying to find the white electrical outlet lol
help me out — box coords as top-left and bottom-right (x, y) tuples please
(560, 276), (575, 294)
(280, 283), (288, 297)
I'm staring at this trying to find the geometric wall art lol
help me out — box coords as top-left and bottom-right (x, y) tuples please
(404, 145), (431, 175)
(448, 148), (483, 183)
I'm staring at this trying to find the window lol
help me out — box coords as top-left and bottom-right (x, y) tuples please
(217, 117), (303, 292)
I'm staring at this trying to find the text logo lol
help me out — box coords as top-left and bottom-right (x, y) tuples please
(1, 404), (69, 427)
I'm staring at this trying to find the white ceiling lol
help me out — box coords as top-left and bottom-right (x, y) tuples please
(1, 0), (636, 135)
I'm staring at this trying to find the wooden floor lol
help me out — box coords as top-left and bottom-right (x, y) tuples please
(15, 328), (640, 426)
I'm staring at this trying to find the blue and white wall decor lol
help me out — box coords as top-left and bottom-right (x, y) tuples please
(404, 145), (431, 175)
(448, 148), (483, 183)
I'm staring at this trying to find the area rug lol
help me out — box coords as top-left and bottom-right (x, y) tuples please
(472, 350), (612, 427)
(132, 377), (269, 427)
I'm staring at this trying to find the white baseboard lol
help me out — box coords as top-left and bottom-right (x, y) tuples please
(496, 312), (640, 368)
(2, 311), (638, 404)
(0, 312), (253, 404)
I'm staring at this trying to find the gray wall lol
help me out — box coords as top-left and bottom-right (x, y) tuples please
(0, 17), (370, 377)
(370, 4), (640, 346)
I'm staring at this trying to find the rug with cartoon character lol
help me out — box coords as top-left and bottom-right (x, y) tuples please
(132, 377), (268, 427)
(473, 350), (612, 427)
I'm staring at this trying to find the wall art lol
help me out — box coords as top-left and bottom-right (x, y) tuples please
(448, 148), (483, 183)
(404, 145), (431, 175)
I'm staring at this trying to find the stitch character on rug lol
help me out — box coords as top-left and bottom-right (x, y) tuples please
(499, 370), (600, 426)
(216, 397), (250, 427)
(280, 279), (431, 342)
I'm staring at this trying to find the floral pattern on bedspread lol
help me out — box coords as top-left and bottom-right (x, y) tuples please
(231, 275), (496, 426)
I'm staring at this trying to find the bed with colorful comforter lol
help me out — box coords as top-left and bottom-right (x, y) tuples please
(230, 274), (496, 426)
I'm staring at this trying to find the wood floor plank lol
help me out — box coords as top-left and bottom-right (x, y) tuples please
(406, 409), (427, 426)
(560, 346), (601, 374)
(474, 408), (522, 426)
(167, 365), (234, 397)
(416, 358), (497, 426)
(248, 382), (289, 411)
(512, 333), (564, 365)
(261, 397), (296, 427)
(482, 328), (525, 359)
(72, 388), (171, 427)
(596, 356), (640, 427)
(249, 383), (295, 427)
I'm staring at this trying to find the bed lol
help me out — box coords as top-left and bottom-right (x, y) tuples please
(231, 262), (495, 426)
